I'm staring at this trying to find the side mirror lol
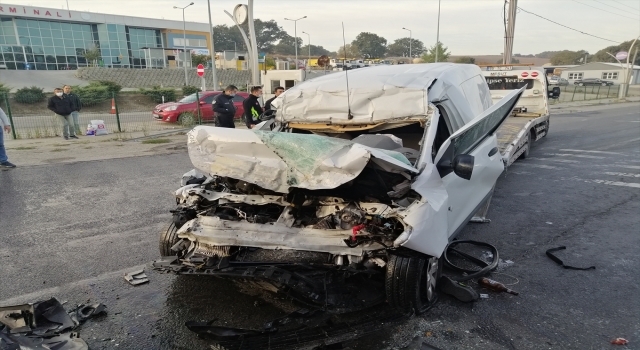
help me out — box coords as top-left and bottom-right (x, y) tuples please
(548, 87), (561, 99)
(452, 154), (475, 180)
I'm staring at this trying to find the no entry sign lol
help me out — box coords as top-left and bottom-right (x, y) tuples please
(196, 64), (205, 77)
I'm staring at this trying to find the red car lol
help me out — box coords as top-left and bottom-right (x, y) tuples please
(153, 91), (249, 124)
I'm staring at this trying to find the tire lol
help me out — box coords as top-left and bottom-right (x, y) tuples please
(601, 83), (607, 86)
(159, 222), (180, 256)
(385, 253), (442, 314)
(178, 113), (196, 127)
(520, 130), (533, 159)
(544, 121), (550, 138)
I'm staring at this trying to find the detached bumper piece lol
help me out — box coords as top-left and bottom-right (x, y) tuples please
(185, 308), (409, 350)
(152, 256), (385, 313)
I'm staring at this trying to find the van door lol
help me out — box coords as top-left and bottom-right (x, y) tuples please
(433, 87), (525, 238)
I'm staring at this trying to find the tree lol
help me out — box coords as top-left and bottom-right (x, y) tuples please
(351, 32), (387, 58)
(592, 39), (640, 66)
(191, 54), (210, 67)
(212, 24), (246, 51)
(387, 37), (426, 57)
(272, 34), (303, 55)
(82, 46), (101, 67)
(550, 50), (588, 65)
(240, 19), (286, 53)
(535, 51), (561, 58)
(420, 42), (450, 63)
(299, 44), (331, 57)
(495, 58), (520, 64)
(454, 56), (476, 64)
(337, 44), (360, 58)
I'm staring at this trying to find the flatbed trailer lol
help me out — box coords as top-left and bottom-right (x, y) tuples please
(496, 113), (549, 166)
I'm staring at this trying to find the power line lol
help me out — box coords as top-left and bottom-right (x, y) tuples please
(592, 0), (640, 15)
(611, 0), (640, 12)
(571, 0), (639, 21)
(517, 6), (620, 43)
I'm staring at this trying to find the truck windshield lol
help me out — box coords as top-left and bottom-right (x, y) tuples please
(485, 77), (535, 90)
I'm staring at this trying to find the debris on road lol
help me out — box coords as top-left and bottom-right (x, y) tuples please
(478, 277), (519, 296)
(437, 276), (479, 302)
(0, 297), (106, 350)
(611, 338), (629, 345)
(545, 246), (596, 270)
(124, 269), (149, 285)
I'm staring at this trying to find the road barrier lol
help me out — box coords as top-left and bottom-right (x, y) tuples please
(551, 84), (621, 104)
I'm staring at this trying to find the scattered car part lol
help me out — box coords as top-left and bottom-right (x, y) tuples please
(437, 276), (479, 302)
(545, 246), (596, 271)
(477, 277), (519, 296)
(442, 240), (499, 281)
(124, 270), (149, 285)
(69, 303), (107, 325)
(611, 338), (629, 345)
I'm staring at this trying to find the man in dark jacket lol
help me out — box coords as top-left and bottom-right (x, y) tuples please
(63, 85), (82, 135)
(212, 85), (238, 128)
(264, 86), (284, 117)
(47, 87), (77, 140)
(243, 86), (264, 129)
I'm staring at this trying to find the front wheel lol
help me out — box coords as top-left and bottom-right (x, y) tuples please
(385, 253), (442, 314)
(159, 222), (180, 256)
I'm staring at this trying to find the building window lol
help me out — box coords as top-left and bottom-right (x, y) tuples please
(172, 38), (206, 48)
(601, 72), (618, 80)
(568, 72), (583, 80)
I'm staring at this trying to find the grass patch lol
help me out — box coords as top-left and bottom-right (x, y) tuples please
(141, 138), (171, 144)
(50, 148), (67, 152)
(11, 146), (36, 150)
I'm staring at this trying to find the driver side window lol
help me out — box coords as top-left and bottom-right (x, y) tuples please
(432, 106), (452, 160)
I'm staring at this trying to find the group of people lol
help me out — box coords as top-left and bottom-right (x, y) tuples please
(0, 85), (82, 170)
(211, 84), (285, 129)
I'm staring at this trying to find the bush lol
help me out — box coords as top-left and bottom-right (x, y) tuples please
(14, 86), (46, 104)
(182, 85), (201, 97)
(73, 85), (111, 106)
(140, 86), (176, 104)
(94, 80), (122, 95)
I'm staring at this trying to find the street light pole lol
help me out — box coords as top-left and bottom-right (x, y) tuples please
(284, 16), (306, 69)
(206, 0), (217, 90)
(435, 0), (441, 62)
(174, 2), (194, 86)
(302, 31), (310, 69)
(402, 27), (412, 59)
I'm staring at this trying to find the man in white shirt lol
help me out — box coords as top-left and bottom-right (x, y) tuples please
(0, 107), (16, 168)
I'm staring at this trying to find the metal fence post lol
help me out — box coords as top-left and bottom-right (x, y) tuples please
(113, 92), (122, 132)
(607, 85), (611, 97)
(3, 93), (16, 140)
(195, 91), (202, 125)
(583, 86), (587, 100)
(571, 86), (577, 101)
(596, 85), (600, 99)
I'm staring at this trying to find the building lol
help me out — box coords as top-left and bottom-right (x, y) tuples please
(0, 3), (212, 70)
(560, 62), (640, 85)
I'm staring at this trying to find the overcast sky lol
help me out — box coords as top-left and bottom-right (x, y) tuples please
(12, 0), (640, 55)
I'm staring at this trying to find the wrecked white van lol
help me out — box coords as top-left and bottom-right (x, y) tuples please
(154, 63), (524, 313)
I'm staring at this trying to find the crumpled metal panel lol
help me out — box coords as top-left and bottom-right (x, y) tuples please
(187, 126), (417, 193)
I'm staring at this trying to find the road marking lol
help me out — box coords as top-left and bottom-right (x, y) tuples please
(596, 137), (640, 151)
(604, 172), (640, 178)
(528, 157), (579, 163)
(559, 149), (621, 155)
(616, 165), (640, 170)
(591, 180), (640, 189)
(516, 163), (559, 169)
(545, 153), (605, 159)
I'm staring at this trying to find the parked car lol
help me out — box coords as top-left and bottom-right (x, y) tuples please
(573, 78), (614, 86)
(152, 91), (249, 124)
(154, 64), (525, 314)
(548, 76), (568, 86)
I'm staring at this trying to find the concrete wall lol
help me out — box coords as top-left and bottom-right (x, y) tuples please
(74, 68), (252, 89)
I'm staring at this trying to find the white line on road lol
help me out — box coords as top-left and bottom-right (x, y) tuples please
(559, 149), (622, 155)
(596, 137), (640, 151)
(545, 153), (606, 159)
(528, 157), (579, 163)
(604, 172), (640, 178)
(616, 165), (640, 170)
(516, 163), (560, 169)
(591, 180), (640, 189)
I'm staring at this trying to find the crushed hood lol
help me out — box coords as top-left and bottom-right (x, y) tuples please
(188, 126), (418, 193)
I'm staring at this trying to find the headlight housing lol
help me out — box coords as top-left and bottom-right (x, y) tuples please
(165, 105), (178, 111)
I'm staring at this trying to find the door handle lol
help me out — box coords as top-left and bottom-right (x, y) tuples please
(488, 147), (499, 157)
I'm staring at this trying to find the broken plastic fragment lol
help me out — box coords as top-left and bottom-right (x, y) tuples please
(611, 338), (628, 345)
(124, 270), (149, 285)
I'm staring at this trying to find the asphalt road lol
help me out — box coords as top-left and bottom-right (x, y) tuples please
(0, 103), (638, 350)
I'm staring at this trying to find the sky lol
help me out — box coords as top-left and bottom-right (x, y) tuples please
(9, 0), (640, 55)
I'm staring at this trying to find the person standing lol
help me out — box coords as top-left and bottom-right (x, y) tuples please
(264, 86), (284, 117)
(211, 85), (238, 128)
(0, 106), (16, 169)
(63, 85), (82, 135)
(47, 87), (77, 140)
(243, 86), (264, 129)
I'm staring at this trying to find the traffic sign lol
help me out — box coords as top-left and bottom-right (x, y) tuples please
(196, 64), (205, 77)
(615, 51), (628, 60)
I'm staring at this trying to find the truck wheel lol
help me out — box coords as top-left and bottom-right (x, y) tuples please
(385, 253), (442, 314)
(520, 130), (533, 159)
(544, 121), (550, 137)
(159, 222), (180, 256)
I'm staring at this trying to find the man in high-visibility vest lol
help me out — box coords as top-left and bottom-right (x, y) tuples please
(243, 86), (264, 129)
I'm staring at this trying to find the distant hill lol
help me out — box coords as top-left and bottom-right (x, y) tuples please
(449, 55), (551, 66)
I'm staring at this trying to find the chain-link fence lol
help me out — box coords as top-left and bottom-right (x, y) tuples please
(0, 88), (208, 140)
(550, 84), (621, 104)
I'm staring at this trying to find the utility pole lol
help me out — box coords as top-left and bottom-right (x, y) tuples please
(402, 27), (412, 59)
(206, 0), (218, 90)
(284, 16), (307, 69)
(435, 0), (441, 62)
(174, 2), (194, 86)
(503, 0), (518, 65)
(302, 31), (311, 69)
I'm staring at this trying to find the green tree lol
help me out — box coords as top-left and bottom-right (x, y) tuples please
(550, 50), (588, 65)
(337, 44), (361, 58)
(212, 24), (246, 51)
(387, 37), (426, 57)
(299, 44), (331, 57)
(421, 42), (450, 63)
(535, 51), (561, 59)
(592, 39), (640, 65)
(351, 32), (387, 58)
(455, 56), (476, 64)
(82, 46), (101, 67)
(241, 19), (286, 53)
(272, 34), (303, 55)
(191, 54), (210, 67)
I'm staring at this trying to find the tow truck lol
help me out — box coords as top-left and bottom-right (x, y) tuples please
(480, 64), (558, 166)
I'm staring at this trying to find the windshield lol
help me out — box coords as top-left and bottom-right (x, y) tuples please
(178, 93), (199, 103)
(485, 77), (535, 91)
